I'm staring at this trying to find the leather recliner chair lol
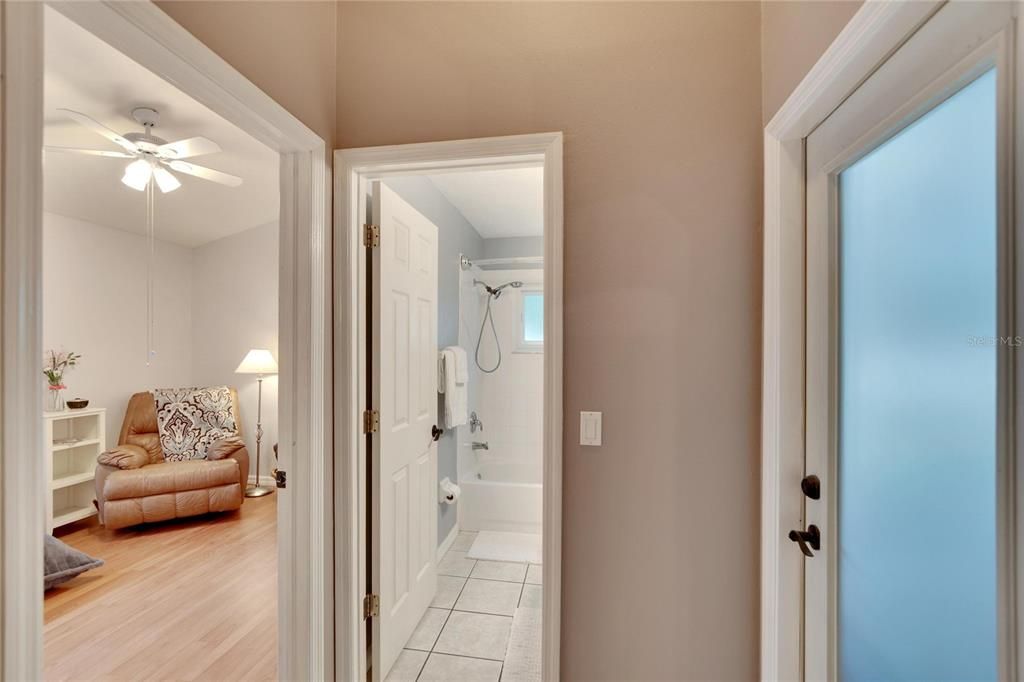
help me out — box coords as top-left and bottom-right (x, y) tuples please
(95, 390), (249, 529)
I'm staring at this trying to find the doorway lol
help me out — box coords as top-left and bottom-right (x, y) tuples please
(762, 1), (1022, 679)
(334, 135), (563, 681)
(40, 6), (284, 675)
(1, 2), (331, 678)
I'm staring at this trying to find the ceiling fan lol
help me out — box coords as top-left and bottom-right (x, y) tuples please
(45, 106), (243, 193)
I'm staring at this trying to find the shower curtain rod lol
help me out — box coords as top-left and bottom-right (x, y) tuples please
(460, 255), (543, 270)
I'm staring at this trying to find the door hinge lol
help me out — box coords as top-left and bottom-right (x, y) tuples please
(363, 223), (380, 248)
(363, 593), (380, 619)
(363, 409), (380, 434)
(273, 468), (287, 489)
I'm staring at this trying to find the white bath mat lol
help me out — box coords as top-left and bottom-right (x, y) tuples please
(501, 606), (542, 681)
(466, 531), (542, 564)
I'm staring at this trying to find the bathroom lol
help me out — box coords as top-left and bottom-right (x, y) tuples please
(456, 257), (543, 541)
(376, 166), (544, 680)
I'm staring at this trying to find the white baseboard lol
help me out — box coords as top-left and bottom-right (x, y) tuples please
(437, 521), (460, 561)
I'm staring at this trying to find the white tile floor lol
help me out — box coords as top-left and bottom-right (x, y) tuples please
(386, 531), (542, 682)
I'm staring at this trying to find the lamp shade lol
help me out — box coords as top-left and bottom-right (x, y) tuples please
(121, 158), (153, 192)
(235, 349), (278, 375)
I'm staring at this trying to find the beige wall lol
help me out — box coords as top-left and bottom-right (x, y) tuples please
(761, 0), (863, 124)
(155, 0), (873, 677)
(336, 3), (762, 679)
(154, 0), (337, 146)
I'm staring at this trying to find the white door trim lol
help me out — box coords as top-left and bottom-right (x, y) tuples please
(760, 2), (943, 680)
(1, 2), (332, 679)
(334, 133), (564, 681)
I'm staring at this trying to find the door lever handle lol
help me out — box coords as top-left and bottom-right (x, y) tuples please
(788, 525), (821, 557)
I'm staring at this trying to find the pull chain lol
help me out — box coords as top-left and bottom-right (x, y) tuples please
(146, 175), (156, 366)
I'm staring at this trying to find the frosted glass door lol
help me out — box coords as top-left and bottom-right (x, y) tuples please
(836, 69), (997, 681)
(801, 4), (1015, 679)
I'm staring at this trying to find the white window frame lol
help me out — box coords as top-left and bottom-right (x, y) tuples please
(515, 286), (544, 353)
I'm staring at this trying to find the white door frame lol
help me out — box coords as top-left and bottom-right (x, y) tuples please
(0, 2), (333, 679)
(334, 133), (563, 681)
(761, 1), (1023, 679)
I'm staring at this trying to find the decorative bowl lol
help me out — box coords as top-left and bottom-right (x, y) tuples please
(65, 398), (89, 410)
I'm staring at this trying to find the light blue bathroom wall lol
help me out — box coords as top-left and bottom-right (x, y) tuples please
(482, 236), (543, 260)
(383, 176), (484, 547)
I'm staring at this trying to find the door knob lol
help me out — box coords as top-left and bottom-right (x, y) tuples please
(431, 425), (444, 442)
(788, 525), (821, 557)
(801, 474), (821, 500)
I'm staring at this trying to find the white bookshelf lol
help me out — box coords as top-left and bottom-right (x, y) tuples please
(44, 407), (105, 532)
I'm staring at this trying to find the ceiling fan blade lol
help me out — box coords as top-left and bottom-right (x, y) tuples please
(166, 160), (242, 187)
(44, 146), (134, 159)
(157, 136), (222, 159)
(57, 108), (139, 153)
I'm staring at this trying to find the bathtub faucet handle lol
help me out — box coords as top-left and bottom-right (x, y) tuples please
(469, 411), (483, 433)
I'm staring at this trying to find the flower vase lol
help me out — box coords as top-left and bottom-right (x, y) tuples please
(48, 386), (64, 412)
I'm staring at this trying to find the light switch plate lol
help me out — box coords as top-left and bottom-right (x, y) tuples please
(580, 411), (602, 446)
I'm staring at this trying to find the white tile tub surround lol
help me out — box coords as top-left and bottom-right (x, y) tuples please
(472, 269), (544, 482)
(456, 267), (544, 535)
(389, 535), (542, 681)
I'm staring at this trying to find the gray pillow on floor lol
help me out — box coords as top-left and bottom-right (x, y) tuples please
(44, 535), (103, 590)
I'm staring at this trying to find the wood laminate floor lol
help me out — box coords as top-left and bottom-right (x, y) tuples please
(45, 495), (277, 681)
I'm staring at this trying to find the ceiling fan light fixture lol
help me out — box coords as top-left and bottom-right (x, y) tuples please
(121, 158), (152, 192)
(153, 165), (181, 193)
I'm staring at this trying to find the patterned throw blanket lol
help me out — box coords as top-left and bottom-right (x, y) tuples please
(153, 387), (238, 461)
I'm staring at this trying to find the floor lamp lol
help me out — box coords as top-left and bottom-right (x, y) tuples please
(235, 348), (278, 497)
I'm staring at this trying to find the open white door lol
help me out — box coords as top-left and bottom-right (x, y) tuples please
(370, 182), (440, 679)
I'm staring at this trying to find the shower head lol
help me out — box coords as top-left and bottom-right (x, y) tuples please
(491, 281), (523, 298)
(473, 279), (523, 299)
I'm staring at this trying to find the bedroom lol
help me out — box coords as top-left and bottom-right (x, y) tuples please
(40, 7), (281, 679)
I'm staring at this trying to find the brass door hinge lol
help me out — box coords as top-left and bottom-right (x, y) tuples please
(363, 409), (380, 434)
(363, 593), (380, 619)
(363, 223), (380, 248)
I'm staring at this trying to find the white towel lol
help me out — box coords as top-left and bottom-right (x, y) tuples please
(439, 348), (468, 428)
(448, 346), (469, 384)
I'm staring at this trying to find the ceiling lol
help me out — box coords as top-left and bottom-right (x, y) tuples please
(43, 8), (279, 248)
(427, 167), (543, 238)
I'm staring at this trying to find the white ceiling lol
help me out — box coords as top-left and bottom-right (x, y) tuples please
(43, 8), (279, 248)
(427, 167), (543, 238)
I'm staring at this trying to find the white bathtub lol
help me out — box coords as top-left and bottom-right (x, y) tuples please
(458, 459), (542, 534)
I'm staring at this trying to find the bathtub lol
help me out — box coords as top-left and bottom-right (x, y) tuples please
(458, 459), (542, 535)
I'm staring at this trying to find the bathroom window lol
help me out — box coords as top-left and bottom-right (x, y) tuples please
(518, 290), (544, 352)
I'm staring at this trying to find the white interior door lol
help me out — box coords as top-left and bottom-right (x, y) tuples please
(371, 181), (440, 679)
(803, 3), (1017, 679)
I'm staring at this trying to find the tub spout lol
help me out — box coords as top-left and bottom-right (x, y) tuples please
(472, 441), (489, 451)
